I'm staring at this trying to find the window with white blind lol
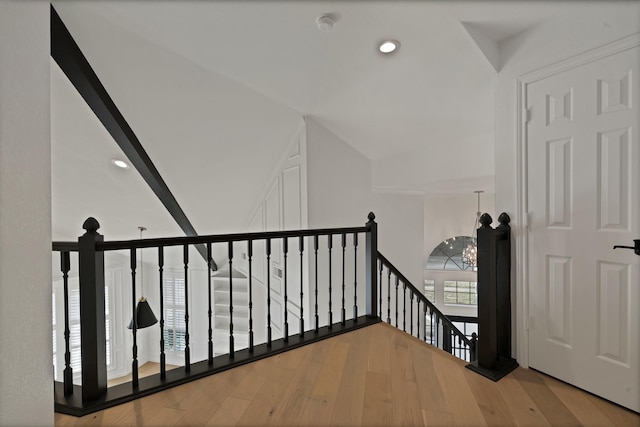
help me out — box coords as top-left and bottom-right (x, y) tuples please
(443, 280), (477, 306)
(163, 272), (186, 352)
(52, 279), (113, 380)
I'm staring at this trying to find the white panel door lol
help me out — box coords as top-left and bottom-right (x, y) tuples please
(527, 45), (639, 411)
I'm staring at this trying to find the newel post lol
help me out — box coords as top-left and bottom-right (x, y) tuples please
(365, 212), (378, 318)
(466, 212), (518, 381)
(477, 213), (497, 369)
(78, 217), (107, 402)
(496, 213), (512, 360)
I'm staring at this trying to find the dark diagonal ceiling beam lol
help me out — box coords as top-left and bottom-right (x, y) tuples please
(51, 4), (216, 269)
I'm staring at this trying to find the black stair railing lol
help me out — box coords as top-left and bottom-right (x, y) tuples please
(376, 252), (478, 363)
(51, 213), (380, 417)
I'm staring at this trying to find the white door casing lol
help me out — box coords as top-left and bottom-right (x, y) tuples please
(521, 37), (639, 411)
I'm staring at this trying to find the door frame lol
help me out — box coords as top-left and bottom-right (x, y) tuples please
(515, 33), (640, 369)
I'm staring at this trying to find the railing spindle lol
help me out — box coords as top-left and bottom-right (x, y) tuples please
(283, 237), (289, 341)
(158, 246), (166, 378)
(410, 290), (414, 336)
(395, 276), (399, 328)
(266, 238), (272, 346)
(378, 259), (383, 319)
(314, 235), (319, 333)
(353, 233), (358, 320)
(130, 248), (139, 387)
(423, 303), (427, 343)
(402, 282), (406, 332)
(207, 243), (213, 365)
(61, 251), (73, 395)
(387, 267), (391, 324)
(248, 240), (254, 352)
(183, 245), (191, 371)
(299, 236), (305, 336)
(430, 309), (434, 346)
(228, 242), (234, 357)
(341, 233), (346, 325)
(328, 235), (333, 327)
(417, 299), (420, 340)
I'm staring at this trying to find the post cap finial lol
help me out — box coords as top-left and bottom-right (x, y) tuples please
(82, 217), (100, 234)
(479, 213), (493, 227)
(368, 212), (376, 222)
(498, 212), (511, 225)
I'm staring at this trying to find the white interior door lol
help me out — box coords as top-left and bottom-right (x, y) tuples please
(527, 45), (639, 411)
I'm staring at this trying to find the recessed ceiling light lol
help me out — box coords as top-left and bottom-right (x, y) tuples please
(111, 159), (130, 169)
(378, 40), (400, 54)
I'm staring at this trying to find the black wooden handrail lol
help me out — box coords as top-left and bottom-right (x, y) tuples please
(377, 251), (475, 355)
(52, 242), (79, 252)
(53, 226), (368, 253)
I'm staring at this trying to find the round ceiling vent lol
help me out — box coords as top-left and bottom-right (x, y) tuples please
(316, 14), (336, 31)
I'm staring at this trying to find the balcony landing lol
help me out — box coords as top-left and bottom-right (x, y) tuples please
(55, 323), (638, 426)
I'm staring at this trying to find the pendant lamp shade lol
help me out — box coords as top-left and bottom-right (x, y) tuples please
(127, 226), (158, 330)
(127, 297), (158, 329)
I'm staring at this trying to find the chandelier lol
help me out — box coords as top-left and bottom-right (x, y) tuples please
(462, 191), (483, 268)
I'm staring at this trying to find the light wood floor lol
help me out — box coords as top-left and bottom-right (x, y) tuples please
(107, 362), (180, 387)
(55, 323), (639, 426)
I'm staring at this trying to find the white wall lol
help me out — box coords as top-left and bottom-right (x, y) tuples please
(494, 2), (640, 361)
(306, 117), (373, 229)
(373, 193), (424, 287)
(306, 117), (425, 322)
(372, 131), (495, 194)
(0, 2), (53, 426)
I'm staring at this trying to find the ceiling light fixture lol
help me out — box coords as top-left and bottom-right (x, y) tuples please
(111, 158), (130, 169)
(462, 190), (483, 269)
(378, 40), (400, 54)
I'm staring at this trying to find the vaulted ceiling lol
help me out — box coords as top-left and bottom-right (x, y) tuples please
(51, 1), (563, 240)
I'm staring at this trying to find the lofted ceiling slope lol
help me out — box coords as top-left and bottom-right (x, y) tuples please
(51, 1), (562, 239)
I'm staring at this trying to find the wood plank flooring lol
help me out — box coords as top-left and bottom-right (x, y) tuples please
(55, 323), (639, 426)
(107, 362), (180, 387)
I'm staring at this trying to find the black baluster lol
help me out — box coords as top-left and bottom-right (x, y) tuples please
(435, 315), (440, 349)
(353, 233), (358, 320)
(228, 242), (234, 357)
(248, 240), (254, 352)
(328, 235), (333, 328)
(395, 276), (399, 328)
(61, 251), (73, 395)
(410, 291), (414, 336)
(158, 246), (166, 379)
(183, 245), (190, 371)
(207, 243), (213, 365)
(130, 248), (139, 387)
(266, 239), (272, 346)
(417, 299), (420, 340)
(387, 267), (391, 324)
(299, 236), (304, 336)
(402, 282), (406, 332)
(283, 238), (289, 341)
(378, 259), (383, 319)
(430, 308), (434, 345)
(470, 332), (478, 362)
(423, 303), (427, 343)
(314, 235), (319, 333)
(341, 233), (346, 325)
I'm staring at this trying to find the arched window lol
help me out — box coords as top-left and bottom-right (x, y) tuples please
(426, 236), (476, 271)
